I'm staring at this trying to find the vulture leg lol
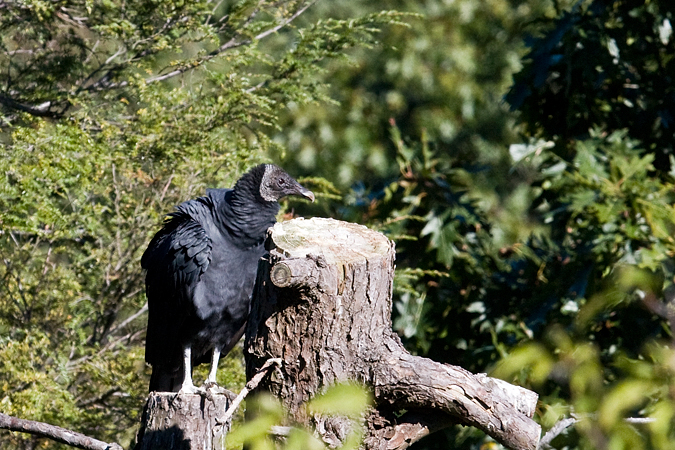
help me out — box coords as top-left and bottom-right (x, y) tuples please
(179, 344), (200, 393)
(205, 346), (221, 385)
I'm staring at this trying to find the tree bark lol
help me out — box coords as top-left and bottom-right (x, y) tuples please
(134, 391), (233, 450)
(245, 217), (541, 450)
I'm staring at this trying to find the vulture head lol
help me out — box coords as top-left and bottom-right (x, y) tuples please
(258, 164), (315, 203)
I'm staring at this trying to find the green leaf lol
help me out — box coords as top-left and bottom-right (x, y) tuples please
(307, 383), (372, 418)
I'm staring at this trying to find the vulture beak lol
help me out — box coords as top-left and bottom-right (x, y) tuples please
(298, 185), (315, 203)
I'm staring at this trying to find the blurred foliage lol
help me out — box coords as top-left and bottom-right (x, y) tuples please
(507, 0), (675, 172)
(493, 270), (675, 450)
(274, 0), (560, 187)
(226, 383), (371, 450)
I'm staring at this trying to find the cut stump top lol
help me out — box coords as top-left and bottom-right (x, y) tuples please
(270, 217), (392, 264)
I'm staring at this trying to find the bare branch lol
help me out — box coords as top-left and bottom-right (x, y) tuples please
(373, 347), (540, 450)
(218, 357), (282, 425)
(104, 46), (127, 66)
(0, 94), (58, 117)
(0, 413), (123, 450)
(144, 0), (316, 85)
(159, 174), (175, 203)
(254, 0), (316, 42)
(205, 0), (228, 26)
(107, 302), (148, 336)
(624, 417), (656, 424)
(77, 388), (122, 408)
(366, 410), (454, 450)
(538, 415), (657, 449)
(538, 417), (577, 450)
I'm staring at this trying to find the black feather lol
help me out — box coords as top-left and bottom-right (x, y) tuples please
(142, 164), (313, 392)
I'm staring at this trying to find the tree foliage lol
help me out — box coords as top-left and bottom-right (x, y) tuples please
(0, 1), (406, 448)
(279, 0), (675, 448)
(275, 0), (554, 187)
(508, 0), (675, 172)
(1, 0), (675, 449)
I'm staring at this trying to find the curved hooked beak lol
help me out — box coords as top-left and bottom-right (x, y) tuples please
(297, 185), (315, 202)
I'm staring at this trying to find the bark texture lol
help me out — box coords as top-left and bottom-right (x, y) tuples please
(245, 217), (541, 450)
(134, 391), (232, 450)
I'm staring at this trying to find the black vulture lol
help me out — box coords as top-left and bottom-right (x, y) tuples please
(142, 164), (314, 393)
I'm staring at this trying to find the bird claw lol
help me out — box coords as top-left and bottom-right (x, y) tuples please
(203, 381), (228, 395)
(178, 383), (205, 395)
(203, 379), (218, 388)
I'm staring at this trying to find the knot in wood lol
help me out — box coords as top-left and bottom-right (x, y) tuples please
(270, 262), (292, 287)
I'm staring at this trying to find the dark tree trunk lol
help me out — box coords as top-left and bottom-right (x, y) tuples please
(245, 218), (541, 450)
(134, 391), (232, 450)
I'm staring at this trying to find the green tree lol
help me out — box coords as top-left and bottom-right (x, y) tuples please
(280, 0), (675, 448)
(0, 1), (406, 448)
(508, 0), (675, 172)
(3, 0), (674, 448)
(498, 1), (675, 448)
(275, 0), (555, 188)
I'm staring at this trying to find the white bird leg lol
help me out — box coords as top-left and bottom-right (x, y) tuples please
(179, 344), (199, 393)
(205, 346), (221, 385)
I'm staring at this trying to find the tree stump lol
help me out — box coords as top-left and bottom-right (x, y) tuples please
(245, 217), (541, 450)
(134, 392), (233, 450)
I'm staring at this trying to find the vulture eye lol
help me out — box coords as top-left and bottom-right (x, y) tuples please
(277, 178), (287, 187)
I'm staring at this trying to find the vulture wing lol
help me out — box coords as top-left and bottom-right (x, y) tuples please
(142, 211), (212, 369)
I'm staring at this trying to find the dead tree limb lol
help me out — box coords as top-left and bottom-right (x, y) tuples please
(219, 358), (282, 426)
(245, 217), (541, 450)
(538, 417), (577, 450)
(0, 412), (122, 450)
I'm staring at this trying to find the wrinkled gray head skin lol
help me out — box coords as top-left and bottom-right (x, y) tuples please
(259, 164), (315, 203)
